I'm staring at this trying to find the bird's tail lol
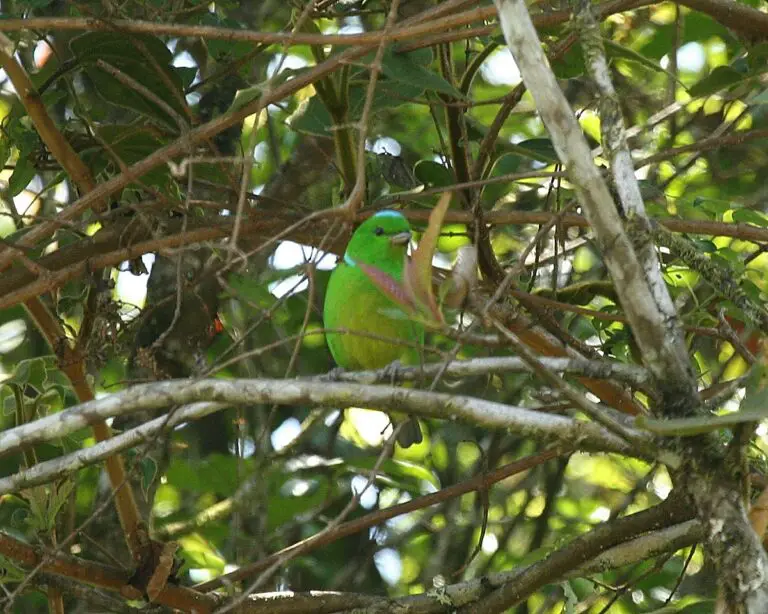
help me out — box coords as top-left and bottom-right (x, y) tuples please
(396, 416), (423, 448)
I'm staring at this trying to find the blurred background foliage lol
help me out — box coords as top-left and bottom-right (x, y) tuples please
(0, 0), (767, 611)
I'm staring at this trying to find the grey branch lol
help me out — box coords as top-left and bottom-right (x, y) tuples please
(315, 355), (651, 387)
(572, 519), (702, 577)
(0, 402), (225, 495)
(0, 377), (654, 494)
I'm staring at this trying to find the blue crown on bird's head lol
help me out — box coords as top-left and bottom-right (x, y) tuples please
(373, 210), (405, 219)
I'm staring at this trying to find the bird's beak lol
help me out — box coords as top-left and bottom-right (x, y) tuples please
(389, 231), (411, 246)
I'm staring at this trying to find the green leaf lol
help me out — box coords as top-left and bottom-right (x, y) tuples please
(291, 95), (333, 136)
(22, 479), (75, 534)
(140, 457), (158, 500)
(512, 138), (559, 163)
(178, 534), (225, 572)
(414, 160), (453, 188)
(753, 88), (768, 105)
(19, 0), (55, 7)
(0, 135), (11, 171)
(70, 32), (188, 131)
(346, 456), (440, 490)
(731, 208), (768, 227)
(688, 66), (748, 97)
(482, 152), (522, 205)
(691, 196), (730, 216)
(230, 85), (264, 113)
(348, 80), (424, 115)
(176, 66), (198, 90)
(0, 554), (26, 583)
(267, 478), (330, 531)
(605, 39), (686, 88)
(3, 357), (52, 390)
(692, 239), (717, 253)
(80, 125), (171, 190)
(8, 157), (35, 196)
(381, 49), (464, 98)
(374, 153), (419, 189)
(551, 43), (585, 79)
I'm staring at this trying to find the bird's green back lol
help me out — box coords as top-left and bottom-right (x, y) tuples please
(324, 211), (424, 371)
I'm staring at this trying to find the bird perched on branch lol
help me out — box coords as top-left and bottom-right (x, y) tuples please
(323, 210), (424, 447)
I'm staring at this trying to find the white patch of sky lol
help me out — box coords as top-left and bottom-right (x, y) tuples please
(187, 91), (202, 106)
(270, 240), (337, 270)
(481, 48), (521, 87)
(722, 387), (744, 413)
(660, 42), (706, 72)
(272, 417), (302, 451)
(269, 274), (308, 299)
(351, 475), (379, 509)
(188, 568), (212, 583)
(53, 181), (69, 204)
(369, 525), (388, 545)
(652, 471), (672, 499)
(287, 478), (311, 497)
(267, 54), (309, 79)
(173, 50), (200, 104)
(339, 16), (364, 35)
(0, 319), (26, 354)
(481, 533), (499, 554)
(432, 252), (452, 270)
(173, 50), (196, 69)
(589, 506), (611, 522)
(268, 241), (337, 298)
(253, 141), (269, 164)
(374, 548), (402, 585)
(228, 437), (256, 459)
(115, 253), (155, 309)
(651, 587), (672, 602)
(324, 409), (340, 425)
(0, 69), (14, 94)
(370, 137), (402, 156)
(347, 408), (392, 446)
(12, 189), (38, 216)
(385, 494), (419, 533)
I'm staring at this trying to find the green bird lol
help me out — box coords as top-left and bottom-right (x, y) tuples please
(324, 210), (424, 447)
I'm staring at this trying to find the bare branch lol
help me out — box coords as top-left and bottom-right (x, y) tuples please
(0, 378), (644, 462)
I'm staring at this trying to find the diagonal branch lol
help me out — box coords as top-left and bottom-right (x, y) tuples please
(493, 0), (698, 411)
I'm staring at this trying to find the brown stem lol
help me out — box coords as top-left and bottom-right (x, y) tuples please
(0, 45), (144, 561)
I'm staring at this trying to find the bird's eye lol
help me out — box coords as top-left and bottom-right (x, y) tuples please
(374, 226), (385, 236)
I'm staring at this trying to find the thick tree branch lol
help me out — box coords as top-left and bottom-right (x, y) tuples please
(0, 356), (652, 493)
(0, 378), (645, 460)
(458, 496), (693, 612)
